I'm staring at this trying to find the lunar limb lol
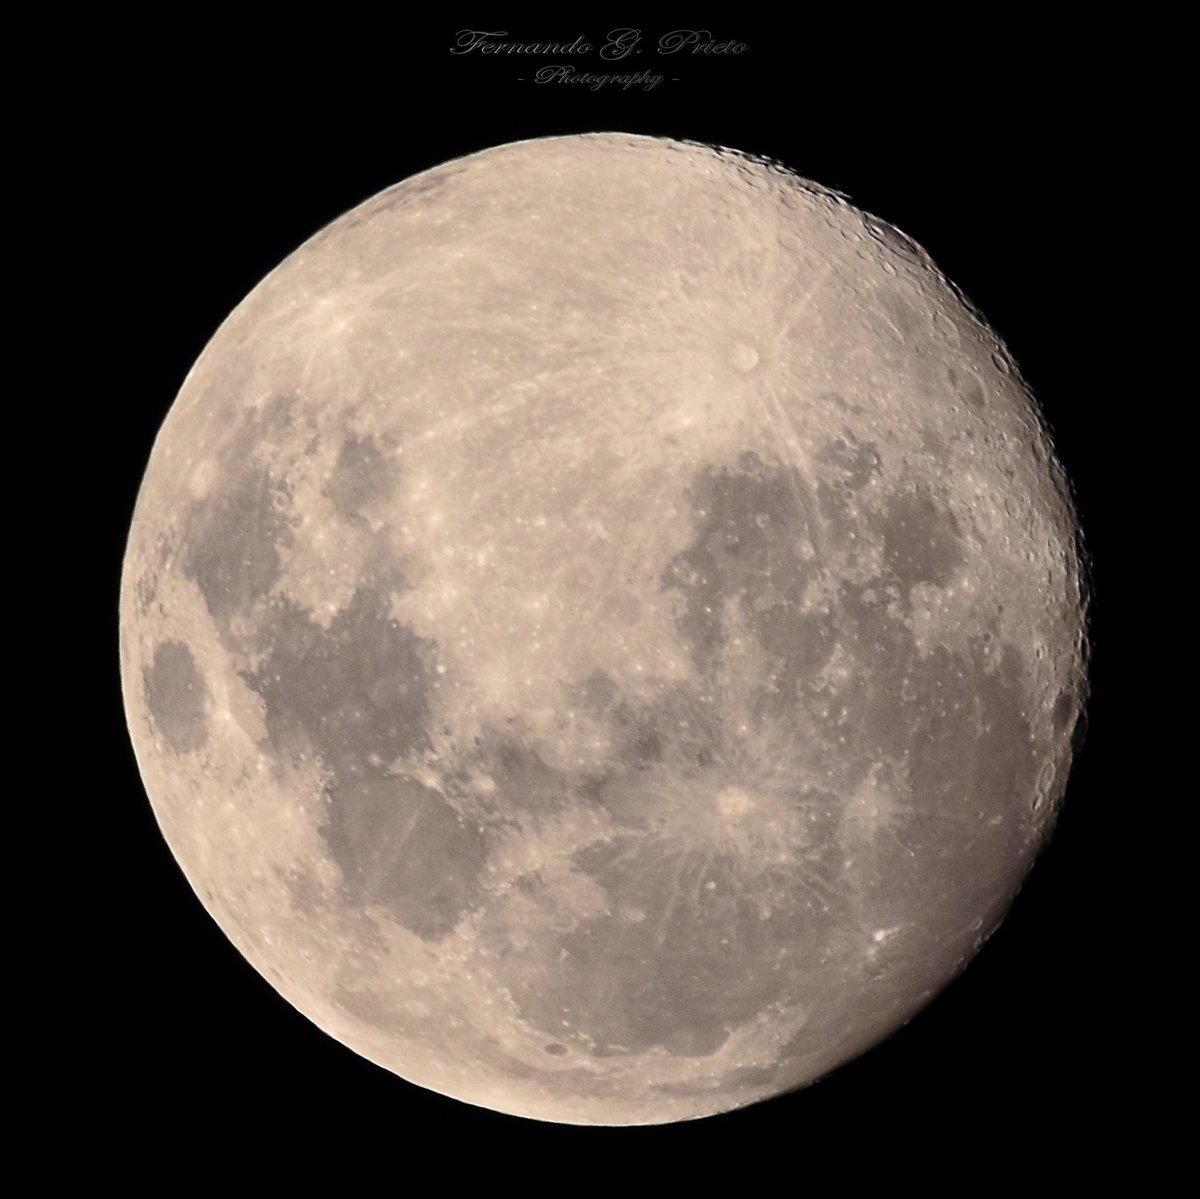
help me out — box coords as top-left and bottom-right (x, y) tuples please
(120, 134), (1088, 1125)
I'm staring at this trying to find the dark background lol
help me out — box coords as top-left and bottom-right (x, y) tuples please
(23, 10), (1172, 1187)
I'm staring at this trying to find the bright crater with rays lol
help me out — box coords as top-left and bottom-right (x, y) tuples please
(120, 133), (1088, 1125)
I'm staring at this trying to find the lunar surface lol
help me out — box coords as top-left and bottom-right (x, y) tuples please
(120, 133), (1088, 1124)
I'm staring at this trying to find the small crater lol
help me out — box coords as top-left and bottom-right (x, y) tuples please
(143, 640), (210, 754)
(865, 220), (922, 264)
(818, 433), (882, 490)
(574, 669), (619, 711)
(716, 786), (753, 817)
(135, 565), (159, 614)
(630, 728), (664, 764)
(878, 288), (922, 340)
(730, 342), (759, 371)
(1051, 688), (1078, 735)
(948, 365), (986, 409)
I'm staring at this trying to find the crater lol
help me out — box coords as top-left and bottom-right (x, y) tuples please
(572, 670), (619, 712)
(818, 432), (882, 490)
(865, 220), (923, 265)
(134, 560), (159, 615)
(730, 342), (759, 371)
(878, 288), (922, 340)
(1051, 687), (1081, 736)
(608, 695), (681, 775)
(948, 365), (986, 409)
(716, 786), (753, 817)
(143, 640), (209, 753)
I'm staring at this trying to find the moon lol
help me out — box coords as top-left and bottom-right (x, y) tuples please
(120, 132), (1088, 1125)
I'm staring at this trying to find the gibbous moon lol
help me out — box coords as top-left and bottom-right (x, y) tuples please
(120, 133), (1088, 1125)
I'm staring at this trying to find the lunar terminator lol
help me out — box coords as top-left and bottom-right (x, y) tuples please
(120, 133), (1089, 1124)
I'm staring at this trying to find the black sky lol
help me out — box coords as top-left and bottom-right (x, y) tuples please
(20, 11), (1175, 1189)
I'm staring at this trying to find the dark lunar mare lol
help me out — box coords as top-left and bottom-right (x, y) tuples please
(470, 448), (880, 1059)
(324, 434), (392, 522)
(661, 450), (822, 679)
(181, 397), (299, 645)
(192, 430), (1045, 1060)
(499, 446), (1046, 1063)
(507, 843), (805, 1058)
(243, 586), (489, 942)
(143, 640), (210, 753)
